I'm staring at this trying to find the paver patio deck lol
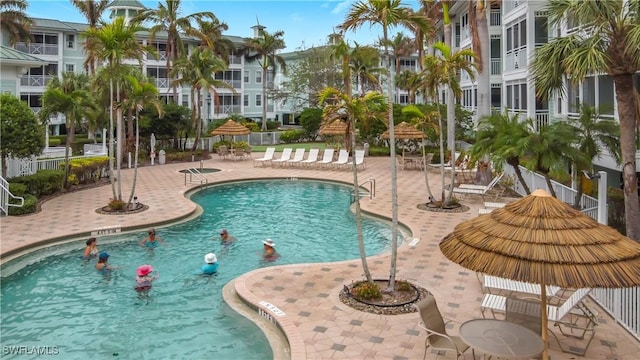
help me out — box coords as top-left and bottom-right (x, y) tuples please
(1, 154), (638, 359)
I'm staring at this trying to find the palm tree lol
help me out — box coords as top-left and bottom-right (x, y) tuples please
(340, 0), (431, 292)
(319, 87), (389, 284)
(395, 70), (421, 104)
(386, 32), (415, 96)
(566, 105), (621, 208)
(39, 72), (96, 188)
(70, 0), (109, 75)
(468, 0), (492, 119)
(195, 16), (235, 61)
(0, 0), (32, 45)
(136, 0), (214, 103)
(328, 31), (351, 96)
(402, 104), (439, 201)
(119, 75), (164, 205)
(83, 16), (151, 203)
(470, 111), (533, 195)
(171, 47), (232, 151)
(420, 42), (477, 204)
(412, 0), (440, 69)
(244, 28), (287, 131)
(350, 43), (384, 95)
(531, 0), (640, 240)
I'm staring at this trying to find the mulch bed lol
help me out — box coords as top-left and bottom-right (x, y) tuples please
(339, 280), (430, 315)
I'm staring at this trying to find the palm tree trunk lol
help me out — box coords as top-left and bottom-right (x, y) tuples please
(436, 99), (447, 203)
(508, 159), (531, 195)
(350, 118), (372, 283)
(474, 2), (491, 120)
(116, 82), (122, 201)
(262, 67), (268, 131)
(63, 124), (72, 189)
(444, 18), (456, 204)
(128, 109), (140, 205)
(109, 79), (116, 200)
(422, 140), (434, 202)
(191, 89), (202, 152)
(613, 74), (640, 240)
(384, 26), (399, 293)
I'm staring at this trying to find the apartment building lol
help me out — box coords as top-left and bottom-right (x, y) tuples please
(0, 0), (282, 135)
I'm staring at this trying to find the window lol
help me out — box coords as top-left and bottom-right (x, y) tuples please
(507, 85), (513, 108)
(255, 94), (262, 106)
(244, 70), (249, 83)
(520, 84), (527, 110)
(256, 70), (262, 83)
(598, 75), (614, 115)
(506, 81), (528, 110)
(182, 94), (189, 107)
(534, 17), (548, 45)
(66, 34), (75, 49)
(506, 28), (513, 52)
(567, 80), (579, 113)
(582, 76), (596, 108)
(65, 64), (74, 73)
(243, 94), (249, 107)
(491, 84), (502, 108)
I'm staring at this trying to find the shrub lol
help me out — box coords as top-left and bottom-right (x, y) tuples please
(9, 169), (64, 197)
(8, 194), (37, 215)
(243, 122), (260, 132)
(352, 281), (381, 300)
(67, 156), (109, 184)
(368, 146), (390, 156)
(108, 198), (126, 210)
(396, 280), (413, 292)
(266, 120), (280, 130)
(48, 138), (62, 146)
(8, 182), (27, 196)
(279, 129), (307, 143)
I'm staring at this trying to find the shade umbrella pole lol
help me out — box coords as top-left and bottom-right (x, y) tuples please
(541, 282), (548, 359)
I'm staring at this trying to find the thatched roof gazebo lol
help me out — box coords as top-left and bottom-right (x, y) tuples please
(440, 189), (640, 359)
(210, 119), (251, 136)
(381, 121), (424, 140)
(319, 119), (347, 136)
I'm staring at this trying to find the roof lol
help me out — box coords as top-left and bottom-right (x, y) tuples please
(0, 45), (47, 65)
(32, 18), (89, 32)
(108, 0), (146, 9)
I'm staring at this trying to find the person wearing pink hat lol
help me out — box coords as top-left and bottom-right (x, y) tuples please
(135, 264), (158, 292)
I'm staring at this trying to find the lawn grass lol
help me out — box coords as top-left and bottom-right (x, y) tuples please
(251, 142), (328, 152)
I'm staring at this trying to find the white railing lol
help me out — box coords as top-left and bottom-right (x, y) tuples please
(14, 42), (58, 55)
(213, 104), (242, 115)
(460, 27), (470, 43)
(147, 51), (167, 61)
(505, 47), (527, 71)
(502, 0), (521, 15)
(20, 75), (55, 87)
(534, 111), (549, 132)
(490, 58), (502, 75)
(154, 78), (174, 89)
(490, 9), (502, 26)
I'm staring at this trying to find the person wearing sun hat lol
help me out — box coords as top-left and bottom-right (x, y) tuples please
(95, 251), (113, 271)
(201, 253), (219, 275)
(262, 239), (279, 261)
(135, 264), (158, 292)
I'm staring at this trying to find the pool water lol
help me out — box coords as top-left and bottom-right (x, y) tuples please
(1, 180), (395, 359)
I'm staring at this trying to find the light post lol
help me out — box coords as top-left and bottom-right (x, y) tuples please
(583, 170), (608, 225)
(206, 93), (211, 123)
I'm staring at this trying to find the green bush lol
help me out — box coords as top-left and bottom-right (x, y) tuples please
(68, 156), (109, 184)
(352, 281), (381, 300)
(396, 280), (413, 292)
(8, 194), (37, 215)
(279, 129), (307, 143)
(266, 120), (280, 130)
(368, 146), (390, 156)
(243, 122), (260, 132)
(608, 187), (626, 235)
(165, 150), (208, 162)
(48, 138), (62, 146)
(8, 182), (27, 196)
(9, 169), (64, 197)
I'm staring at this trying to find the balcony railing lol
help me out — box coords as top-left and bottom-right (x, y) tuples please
(490, 58), (502, 75)
(505, 46), (527, 71)
(460, 27), (470, 43)
(20, 75), (55, 87)
(213, 104), (242, 115)
(534, 110), (549, 132)
(229, 55), (242, 65)
(153, 78), (174, 89)
(147, 51), (167, 61)
(502, 0), (521, 15)
(14, 43), (58, 56)
(490, 9), (502, 26)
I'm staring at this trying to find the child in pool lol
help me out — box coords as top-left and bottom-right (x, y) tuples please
(83, 237), (99, 259)
(135, 264), (158, 291)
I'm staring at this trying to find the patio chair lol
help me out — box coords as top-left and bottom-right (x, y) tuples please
(505, 297), (542, 335)
(300, 148), (320, 167)
(271, 148), (293, 167)
(316, 148), (335, 168)
(414, 294), (471, 360)
(286, 148), (306, 167)
(253, 147), (275, 167)
(217, 145), (229, 160)
(331, 149), (350, 169)
(427, 152), (461, 172)
(452, 173), (505, 201)
(353, 149), (365, 170)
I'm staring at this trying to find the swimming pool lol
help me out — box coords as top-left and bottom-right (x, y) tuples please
(0, 180), (396, 359)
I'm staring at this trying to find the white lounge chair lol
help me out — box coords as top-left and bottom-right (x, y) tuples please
(316, 148), (335, 168)
(453, 173), (505, 201)
(286, 148), (306, 167)
(353, 149), (365, 170)
(271, 148), (293, 167)
(331, 149), (349, 169)
(253, 147), (275, 167)
(300, 148), (320, 167)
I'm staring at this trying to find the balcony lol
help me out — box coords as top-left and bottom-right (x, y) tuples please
(505, 47), (527, 71)
(14, 42), (58, 56)
(147, 51), (167, 61)
(20, 75), (55, 87)
(490, 9), (502, 26)
(534, 111), (549, 132)
(153, 78), (174, 89)
(213, 104), (242, 115)
(491, 58), (502, 75)
(502, 0), (522, 15)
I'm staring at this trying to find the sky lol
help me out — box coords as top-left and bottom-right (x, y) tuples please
(26, 0), (420, 52)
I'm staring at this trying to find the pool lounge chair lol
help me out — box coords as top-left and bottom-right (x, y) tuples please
(300, 148), (320, 167)
(316, 148), (335, 168)
(353, 149), (365, 170)
(286, 148), (306, 167)
(331, 149), (350, 169)
(253, 147), (275, 167)
(452, 172), (505, 201)
(271, 148), (293, 167)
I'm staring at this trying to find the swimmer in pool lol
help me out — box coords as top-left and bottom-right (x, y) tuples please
(83, 237), (99, 259)
(139, 228), (165, 251)
(135, 264), (158, 292)
(201, 253), (219, 275)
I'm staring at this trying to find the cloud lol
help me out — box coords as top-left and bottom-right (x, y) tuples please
(331, 0), (355, 15)
(290, 12), (304, 23)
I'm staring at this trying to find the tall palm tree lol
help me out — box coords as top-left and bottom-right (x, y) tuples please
(531, 0), (640, 240)
(171, 47), (232, 151)
(328, 31), (351, 96)
(395, 69), (422, 104)
(195, 16), (235, 61)
(340, 0), (431, 292)
(402, 104), (439, 201)
(470, 111), (533, 195)
(118, 75), (164, 205)
(567, 105), (621, 208)
(0, 0), (31, 45)
(350, 43), (384, 95)
(244, 28), (287, 131)
(421, 42), (477, 203)
(70, 0), (109, 75)
(468, 0), (491, 119)
(39, 72), (96, 188)
(386, 32), (415, 96)
(136, 0), (214, 103)
(319, 87), (389, 284)
(83, 16), (151, 203)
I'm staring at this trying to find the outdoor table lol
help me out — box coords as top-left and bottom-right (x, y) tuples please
(404, 156), (424, 170)
(459, 318), (544, 359)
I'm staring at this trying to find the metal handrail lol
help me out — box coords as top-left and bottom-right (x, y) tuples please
(351, 178), (376, 203)
(184, 167), (208, 187)
(1, 176), (24, 216)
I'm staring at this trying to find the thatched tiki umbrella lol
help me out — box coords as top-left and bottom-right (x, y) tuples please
(319, 118), (349, 151)
(210, 119), (251, 145)
(440, 189), (640, 359)
(381, 121), (424, 157)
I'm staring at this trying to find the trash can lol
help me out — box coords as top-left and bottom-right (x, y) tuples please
(158, 150), (166, 165)
(363, 143), (370, 157)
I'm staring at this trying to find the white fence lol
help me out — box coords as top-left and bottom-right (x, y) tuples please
(503, 164), (640, 340)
